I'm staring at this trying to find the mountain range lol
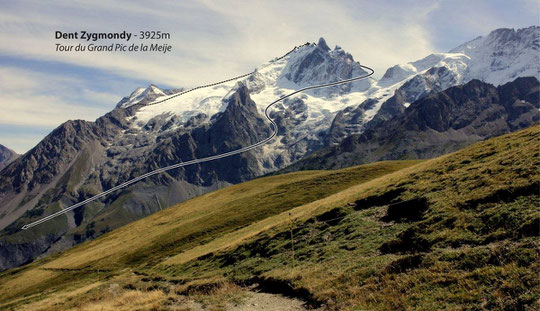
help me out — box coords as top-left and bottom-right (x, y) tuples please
(285, 76), (539, 171)
(0, 26), (538, 271)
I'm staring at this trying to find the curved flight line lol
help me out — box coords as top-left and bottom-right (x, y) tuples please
(21, 63), (374, 230)
(139, 43), (311, 108)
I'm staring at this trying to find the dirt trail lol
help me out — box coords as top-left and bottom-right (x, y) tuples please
(178, 290), (319, 311)
(230, 291), (311, 311)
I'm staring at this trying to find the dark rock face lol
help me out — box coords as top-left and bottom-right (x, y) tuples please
(326, 65), (461, 144)
(2, 120), (103, 194)
(0, 84), (271, 271)
(0, 144), (18, 171)
(325, 99), (379, 145)
(363, 92), (407, 131)
(285, 77), (540, 171)
(0, 107), (134, 195)
(0, 233), (64, 271)
(142, 84), (271, 186)
(280, 37), (372, 96)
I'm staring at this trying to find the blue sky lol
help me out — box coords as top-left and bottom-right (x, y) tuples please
(0, 0), (538, 153)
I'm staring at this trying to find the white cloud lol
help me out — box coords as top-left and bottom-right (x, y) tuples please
(0, 0), (439, 87)
(1, 0), (536, 87)
(0, 67), (116, 127)
(191, 0), (439, 78)
(0, 94), (106, 127)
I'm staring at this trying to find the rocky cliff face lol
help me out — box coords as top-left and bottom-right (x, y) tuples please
(139, 84), (271, 186)
(279, 38), (372, 96)
(285, 77), (540, 171)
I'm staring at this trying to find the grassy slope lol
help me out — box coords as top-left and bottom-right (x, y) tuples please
(156, 126), (540, 310)
(0, 160), (418, 309)
(0, 126), (538, 310)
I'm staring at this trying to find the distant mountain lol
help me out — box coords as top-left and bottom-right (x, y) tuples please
(116, 84), (182, 108)
(284, 77), (539, 171)
(0, 144), (18, 171)
(0, 27), (538, 271)
(326, 26), (540, 144)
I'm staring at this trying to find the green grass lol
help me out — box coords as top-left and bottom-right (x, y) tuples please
(0, 126), (538, 310)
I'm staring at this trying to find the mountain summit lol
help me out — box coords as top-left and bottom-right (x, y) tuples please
(449, 26), (539, 84)
(278, 37), (373, 95)
(116, 84), (168, 108)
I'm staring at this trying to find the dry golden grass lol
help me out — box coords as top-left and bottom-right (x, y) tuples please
(15, 281), (104, 311)
(0, 268), (59, 306)
(77, 289), (170, 311)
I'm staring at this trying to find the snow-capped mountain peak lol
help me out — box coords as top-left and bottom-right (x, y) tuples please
(450, 26), (539, 54)
(326, 26), (539, 144)
(116, 84), (167, 108)
(317, 37), (331, 51)
(276, 37), (373, 95)
(448, 26), (540, 85)
(108, 38), (380, 170)
(378, 26), (539, 91)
